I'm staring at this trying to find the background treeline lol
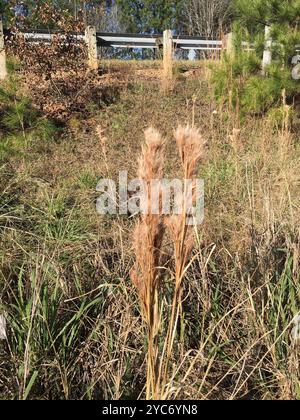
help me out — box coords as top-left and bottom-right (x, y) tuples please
(0, 0), (234, 37)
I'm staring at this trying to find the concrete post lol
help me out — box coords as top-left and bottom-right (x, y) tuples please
(0, 19), (7, 80)
(85, 26), (98, 70)
(225, 32), (234, 58)
(262, 26), (272, 75)
(163, 29), (173, 82)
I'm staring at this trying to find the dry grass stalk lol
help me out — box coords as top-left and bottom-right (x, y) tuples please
(161, 126), (206, 395)
(131, 128), (165, 400)
(131, 126), (205, 399)
(96, 125), (108, 161)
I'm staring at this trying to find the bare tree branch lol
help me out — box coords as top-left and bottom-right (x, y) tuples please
(183, 0), (233, 38)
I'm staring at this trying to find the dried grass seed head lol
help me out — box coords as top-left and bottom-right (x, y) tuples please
(174, 126), (206, 178)
(138, 128), (164, 182)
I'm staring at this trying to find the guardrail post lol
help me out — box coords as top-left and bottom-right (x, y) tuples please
(163, 29), (173, 86)
(85, 26), (98, 70)
(0, 19), (8, 80)
(262, 25), (272, 75)
(188, 49), (196, 61)
(225, 32), (234, 57)
(292, 55), (300, 80)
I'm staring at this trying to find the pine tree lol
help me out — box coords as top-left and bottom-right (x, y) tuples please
(213, 0), (300, 116)
(235, 0), (300, 58)
(116, 0), (184, 33)
(0, 0), (10, 17)
(235, 0), (300, 29)
(239, 1), (299, 94)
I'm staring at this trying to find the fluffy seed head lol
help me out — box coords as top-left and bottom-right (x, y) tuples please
(138, 128), (164, 182)
(174, 126), (206, 178)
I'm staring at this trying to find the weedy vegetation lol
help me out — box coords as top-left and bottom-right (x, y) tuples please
(0, 7), (300, 399)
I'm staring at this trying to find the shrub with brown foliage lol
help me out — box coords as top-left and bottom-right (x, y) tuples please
(6, 3), (123, 123)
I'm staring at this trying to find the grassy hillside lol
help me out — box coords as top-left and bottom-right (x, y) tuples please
(1, 62), (300, 400)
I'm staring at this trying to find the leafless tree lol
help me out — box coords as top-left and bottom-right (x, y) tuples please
(98, 2), (125, 32)
(183, 0), (233, 38)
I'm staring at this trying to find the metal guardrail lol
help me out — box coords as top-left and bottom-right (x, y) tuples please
(3, 28), (300, 52)
(96, 33), (223, 50)
(4, 29), (224, 51)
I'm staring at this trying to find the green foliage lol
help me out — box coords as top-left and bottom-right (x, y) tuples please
(0, 0), (7, 14)
(211, 51), (261, 111)
(242, 66), (299, 113)
(234, 0), (300, 68)
(234, 0), (300, 29)
(0, 77), (57, 160)
(116, 0), (183, 33)
(212, 0), (300, 116)
(3, 260), (106, 399)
